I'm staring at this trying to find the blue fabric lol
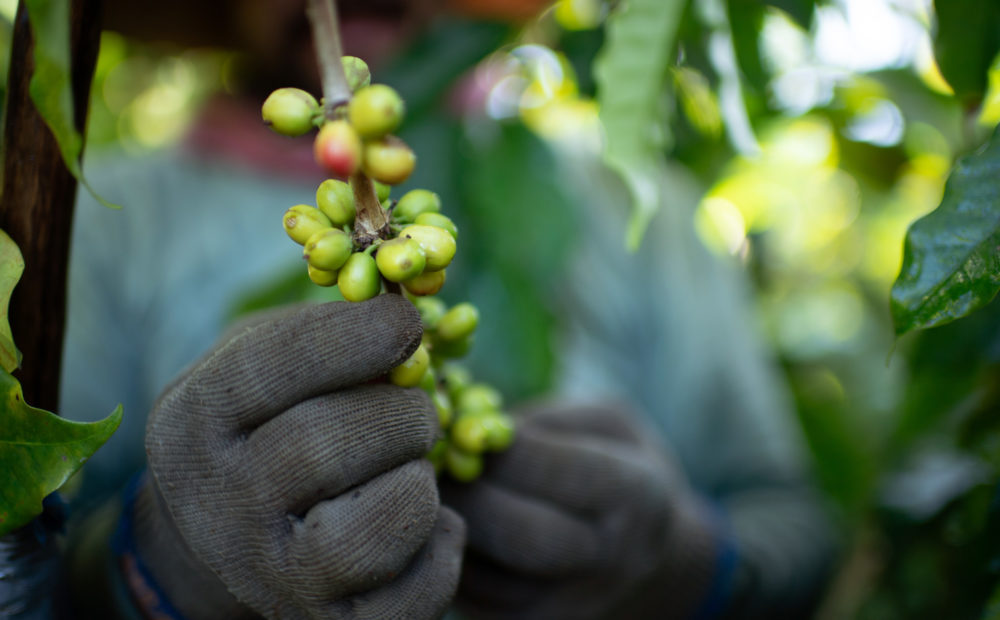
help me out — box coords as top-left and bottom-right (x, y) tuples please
(690, 506), (740, 620)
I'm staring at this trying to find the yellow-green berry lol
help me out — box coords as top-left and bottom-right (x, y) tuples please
(348, 84), (405, 139)
(437, 302), (479, 341)
(483, 413), (515, 451)
(452, 414), (489, 453)
(389, 343), (430, 387)
(262, 88), (319, 137)
(456, 383), (503, 414)
(362, 137), (416, 185)
(413, 296), (447, 330)
(375, 237), (426, 282)
(399, 224), (456, 272)
(445, 444), (483, 482)
(341, 56), (371, 92)
(394, 189), (441, 222)
(316, 179), (356, 227)
(402, 269), (446, 296)
(303, 228), (353, 271)
(414, 212), (458, 239)
(374, 181), (391, 202)
(307, 264), (339, 287)
(284, 205), (333, 245)
(337, 252), (381, 302)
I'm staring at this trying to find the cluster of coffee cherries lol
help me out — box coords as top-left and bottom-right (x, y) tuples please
(262, 56), (514, 481)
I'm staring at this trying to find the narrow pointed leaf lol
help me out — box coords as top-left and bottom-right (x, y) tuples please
(24, 0), (119, 209)
(594, 0), (687, 250)
(891, 126), (1000, 337)
(0, 230), (23, 373)
(0, 370), (122, 536)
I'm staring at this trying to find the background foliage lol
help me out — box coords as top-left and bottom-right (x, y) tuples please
(2, 0), (998, 615)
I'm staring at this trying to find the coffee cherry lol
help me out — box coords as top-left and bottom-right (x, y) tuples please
(445, 444), (483, 482)
(400, 224), (456, 272)
(431, 335), (472, 359)
(452, 414), (489, 453)
(303, 228), (353, 271)
(394, 189), (441, 222)
(402, 269), (446, 296)
(427, 438), (448, 473)
(413, 296), (447, 330)
(437, 302), (479, 341)
(316, 179), (356, 227)
(456, 383), (503, 414)
(432, 388), (454, 429)
(262, 88), (319, 137)
(314, 120), (362, 178)
(414, 212), (458, 239)
(284, 205), (333, 245)
(363, 137), (416, 185)
(441, 363), (472, 401)
(341, 56), (371, 92)
(337, 252), (380, 302)
(374, 181), (391, 202)
(483, 413), (515, 451)
(375, 237), (426, 282)
(307, 264), (339, 287)
(390, 343), (430, 387)
(348, 84), (405, 139)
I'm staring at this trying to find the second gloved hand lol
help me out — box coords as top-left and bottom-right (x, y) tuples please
(442, 402), (724, 620)
(138, 295), (465, 620)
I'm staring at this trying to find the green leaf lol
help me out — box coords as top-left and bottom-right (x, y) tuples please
(933, 0), (1000, 107)
(594, 0), (687, 250)
(982, 577), (1000, 620)
(24, 0), (119, 209)
(0, 370), (121, 536)
(0, 230), (23, 373)
(891, 126), (1000, 337)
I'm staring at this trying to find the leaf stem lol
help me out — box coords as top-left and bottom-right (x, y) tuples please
(306, 0), (352, 120)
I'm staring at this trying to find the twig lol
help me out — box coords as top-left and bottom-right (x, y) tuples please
(306, 0), (352, 119)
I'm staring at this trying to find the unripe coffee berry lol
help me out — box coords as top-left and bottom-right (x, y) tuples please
(337, 252), (381, 302)
(445, 444), (483, 482)
(375, 237), (426, 282)
(452, 414), (489, 453)
(394, 189), (441, 222)
(307, 264), (339, 287)
(432, 389), (453, 429)
(414, 212), (458, 239)
(389, 343), (430, 387)
(400, 224), (456, 272)
(348, 84), (405, 139)
(284, 205), (333, 245)
(414, 296), (447, 330)
(456, 383), (503, 414)
(437, 302), (479, 341)
(341, 56), (371, 92)
(402, 268), (446, 296)
(316, 179), (356, 227)
(303, 228), (353, 271)
(363, 137), (416, 185)
(262, 88), (319, 137)
(427, 438), (448, 473)
(483, 413), (515, 451)
(314, 120), (362, 178)
(374, 181), (391, 202)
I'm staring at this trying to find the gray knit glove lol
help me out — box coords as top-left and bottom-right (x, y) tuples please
(136, 295), (466, 620)
(442, 402), (723, 620)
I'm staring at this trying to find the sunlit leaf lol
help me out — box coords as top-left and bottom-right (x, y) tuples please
(594, 0), (687, 250)
(24, 0), (119, 209)
(933, 0), (1000, 107)
(0, 230), (23, 373)
(0, 370), (121, 536)
(891, 126), (1000, 337)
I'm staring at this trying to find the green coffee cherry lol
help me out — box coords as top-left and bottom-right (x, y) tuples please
(414, 212), (458, 239)
(445, 444), (483, 482)
(337, 252), (380, 302)
(341, 56), (371, 92)
(284, 205), (333, 245)
(363, 137), (416, 185)
(452, 414), (489, 453)
(456, 383), (503, 414)
(437, 302), (479, 341)
(400, 224), (456, 272)
(316, 179), (356, 227)
(374, 181), (391, 202)
(413, 296), (447, 330)
(433, 388), (453, 429)
(389, 343), (430, 387)
(483, 413), (515, 451)
(348, 84), (405, 139)
(441, 364), (472, 401)
(427, 438), (448, 473)
(394, 189), (441, 222)
(375, 237), (426, 282)
(402, 269), (446, 296)
(262, 88), (319, 137)
(307, 264), (339, 287)
(303, 228), (353, 271)
(431, 335), (472, 359)
(419, 365), (437, 394)
(314, 120), (362, 178)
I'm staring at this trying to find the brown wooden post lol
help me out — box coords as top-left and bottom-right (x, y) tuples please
(0, 0), (104, 412)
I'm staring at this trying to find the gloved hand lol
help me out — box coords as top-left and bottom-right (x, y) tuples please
(133, 295), (466, 620)
(442, 402), (723, 620)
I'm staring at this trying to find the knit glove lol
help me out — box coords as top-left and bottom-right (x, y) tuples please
(442, 402), (724, 620)
(135, 295), (465, 620)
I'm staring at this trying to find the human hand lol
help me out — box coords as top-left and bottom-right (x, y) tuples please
(136, 295), (465, 620)
(442, 402), (721, 620)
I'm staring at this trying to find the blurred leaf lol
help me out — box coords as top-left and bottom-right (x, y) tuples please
(768, 0), (818, 29)
(0, 230), (23, 373)
(933, 0), (1000, 107)
(24, 0), (118, 209)
(891, 126), (1000, 337)
(983, 576), (1000, 620)
(594, 0), (687, 250)
(0, 371), (121, 536)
